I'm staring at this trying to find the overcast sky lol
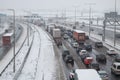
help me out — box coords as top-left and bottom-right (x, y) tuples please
(0, 0), (120, 16)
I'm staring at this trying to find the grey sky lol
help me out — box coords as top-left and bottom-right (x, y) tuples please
(0, 0), (120, 15)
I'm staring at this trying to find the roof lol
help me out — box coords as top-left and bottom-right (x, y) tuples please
(113, 62), (120, 65)
(3, 32), (13, 36)
(75, 69), (102, 80)
(74, 30), (85, 33)
(98, 70), (107, 74)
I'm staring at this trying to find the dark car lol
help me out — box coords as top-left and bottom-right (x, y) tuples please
(90, 63), (100, 71)
(95, 42), (103, 48)
(65, 55), (74, 66)
(85, 35), (89, 40)
(114, 54), (120, 62)
(85, 44), (92, 51)
(76, 47), (82, 54)
(80, 54), (90, 62)
(96, 54), (106, 63)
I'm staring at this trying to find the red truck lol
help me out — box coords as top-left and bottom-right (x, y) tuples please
(73, 30), (85, 44)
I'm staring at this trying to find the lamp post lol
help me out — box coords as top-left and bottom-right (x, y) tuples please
(8, 9), (16, 72)
(114, 0), (117, 47)
(86, 3), (95, 36)
(73, 5), (80, 29)
(24, 10), (31, 46)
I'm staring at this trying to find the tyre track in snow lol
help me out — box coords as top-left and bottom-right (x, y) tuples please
(17, 25), (41, 80)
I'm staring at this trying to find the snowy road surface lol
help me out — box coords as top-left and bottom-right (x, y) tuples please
(17, 25), (62, 80)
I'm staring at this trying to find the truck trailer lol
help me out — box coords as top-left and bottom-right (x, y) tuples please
(52, 28), (62, 46)
(2, 32), (14, 45)
(73, 30), (85, 44)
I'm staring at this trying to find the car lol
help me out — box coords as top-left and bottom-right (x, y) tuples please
(111, 62), (120, 75)
(98, 70), (109, 80)
(71, 42), (79, 48)
(76, 47), (82, 54)
(114, 54), (120, 62)
(80, 54), (90, 62)
(63, 34), (69, 39)
(96, 54), (106, 63)
(84, 57), (93, 67)
(85, 35), (89, 40)
(79, 50), (87, 56)
(69, 72), (75, 80)
(90, 63), (100, 71)
(95, 42), (103, 48)
(106, 49), (117, 55)
(65, 55), (74, 66)
(115, 34), (120, 38)
(85, 44), (92, 51)
(97, 31), (103, 35)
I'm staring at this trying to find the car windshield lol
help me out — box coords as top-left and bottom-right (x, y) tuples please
(117, 66), (120, 69)
(110, 50), (115, 52)
(100, 73), (107, 77)
(82, 51), (86, 53)
(98, 42), (102, 44)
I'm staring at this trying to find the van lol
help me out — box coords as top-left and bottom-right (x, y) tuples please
(111, 62), (120, 75)
(69, 69), (102, 80)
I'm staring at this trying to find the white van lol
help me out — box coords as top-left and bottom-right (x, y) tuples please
(72, 69), (102, 80)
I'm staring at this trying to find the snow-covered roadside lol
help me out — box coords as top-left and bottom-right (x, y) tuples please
(14, 24), (58, 80)
(35, 26), (57, 80)
(17, 29), (40, 80)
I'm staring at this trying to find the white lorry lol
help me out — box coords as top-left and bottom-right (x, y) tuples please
(69, 69), (102, 80)
(52, 28), (62, 46)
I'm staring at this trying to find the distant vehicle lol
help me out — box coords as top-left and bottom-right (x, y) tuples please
(69, 72), (75, 80)
(85, 44), (92, 51)
(115, 34), (120, 38)
(71, 42), (79, 48)
(96, 54), (106, 63)
(80, 54), (90, 62)
(85, 35), (89, 40)
(98, 70), (109, 80)
(47, 25), (55, 35)
(64, 55), (74, 66)
(90, 63), (100, 71)
(79, 50), (87, 56)
(111, 62), (120, 75)
(71, 69), (102, 80)
(63, 34), (69, 39)
(52, 28), (62, 46)
(2, 32), (14, 45)
(62, 44), (74, 66)
(95, 42), (103, 48)
(76, 47), (82, 54)
(106, 49), (117, 55)
(98, 32), (103, 35)
(73, 30), (86, 44)
(114, 54), (120, 62)
(84, 57), (93, 67)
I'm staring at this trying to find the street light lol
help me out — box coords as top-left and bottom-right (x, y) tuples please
(114, 0), (117, 47)
(73, 5), (80, 29)
(8, 9), (16, 72)
(24, 10), (31, 46)
(86, 3), (95, 36)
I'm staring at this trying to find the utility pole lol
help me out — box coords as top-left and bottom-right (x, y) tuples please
(86, 3), (95, 36)
(8, 9), (16, 72)
(103, 19), (106, 41)
(89, 5), (91, 36)
(114, 0), (117, 47)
